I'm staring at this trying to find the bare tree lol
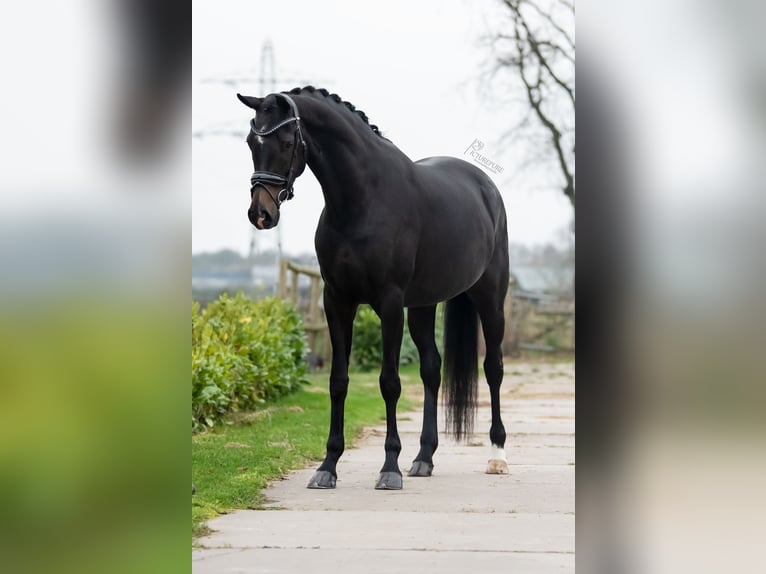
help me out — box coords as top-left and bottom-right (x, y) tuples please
(487, 0), (575, 208)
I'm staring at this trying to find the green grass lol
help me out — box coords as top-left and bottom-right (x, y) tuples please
(191, 363), (421, 538)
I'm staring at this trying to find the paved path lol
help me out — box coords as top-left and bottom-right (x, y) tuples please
(193, 362), (575, 573)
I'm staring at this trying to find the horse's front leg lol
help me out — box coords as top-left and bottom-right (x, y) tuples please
(307, 289), (357, 489)
(373, 293), (405, 490)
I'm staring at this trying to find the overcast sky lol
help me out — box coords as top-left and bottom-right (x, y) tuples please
(192, 0), (574, 256)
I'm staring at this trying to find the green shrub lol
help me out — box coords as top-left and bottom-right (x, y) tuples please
(351, 305), (420, 372)
(192, 293), (308, 431)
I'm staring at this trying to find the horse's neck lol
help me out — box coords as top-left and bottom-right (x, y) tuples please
(299, 99), (402, 221)
(307, 134), (373, 192)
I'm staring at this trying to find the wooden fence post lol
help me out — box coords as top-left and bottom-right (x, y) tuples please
(504, 277), (519, 357)
(290, 269), (299, 305)
(278, 260), (288, 299)
(307, 276), (321, 352)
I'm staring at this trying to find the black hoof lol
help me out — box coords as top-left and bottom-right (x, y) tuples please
(408, 460), (434, 477)
(375, 471), (403, 490)
(307, 470), (336, 489)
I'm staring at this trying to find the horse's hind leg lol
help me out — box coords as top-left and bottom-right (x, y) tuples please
(481, 307), (509, 474)
(406, 305), (441, 477)
(469, 284), (510, 475)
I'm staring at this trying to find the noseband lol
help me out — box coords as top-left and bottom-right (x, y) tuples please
(249, 93), (307, 207)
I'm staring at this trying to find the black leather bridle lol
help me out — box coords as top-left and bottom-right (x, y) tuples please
(249, 93), (307, 207)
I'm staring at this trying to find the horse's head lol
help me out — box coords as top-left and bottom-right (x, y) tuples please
(237, 92), (307, 230)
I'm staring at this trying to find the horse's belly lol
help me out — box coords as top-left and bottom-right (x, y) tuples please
(403, 244), (490, 307)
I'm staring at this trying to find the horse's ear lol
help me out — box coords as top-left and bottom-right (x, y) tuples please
(237, 93), (263, 110)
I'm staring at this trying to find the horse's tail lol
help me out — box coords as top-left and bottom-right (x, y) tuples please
(442, 292), (479, 442)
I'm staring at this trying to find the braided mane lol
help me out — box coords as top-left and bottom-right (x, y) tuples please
(284, 86), (384, 138)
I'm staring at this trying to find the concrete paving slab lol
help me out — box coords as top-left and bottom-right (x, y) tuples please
(193, 362), (575, 573)
(198, 510), (573, 553)
(193, 548), (575, 574)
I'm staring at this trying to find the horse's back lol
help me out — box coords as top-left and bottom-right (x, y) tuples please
(402, 157), (507, 306)
(415, 156), (505, 222)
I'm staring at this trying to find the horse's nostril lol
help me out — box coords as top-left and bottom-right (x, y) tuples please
(248, 206), (267, 229)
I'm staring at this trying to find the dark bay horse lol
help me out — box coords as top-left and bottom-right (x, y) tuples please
(237, 86), (509, 490)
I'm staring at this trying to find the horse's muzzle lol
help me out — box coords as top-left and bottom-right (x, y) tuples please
(248, 204), (278, 230)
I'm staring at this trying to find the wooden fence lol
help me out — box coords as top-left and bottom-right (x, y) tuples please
(277, 260), (328, 357)
(503, 277), (575, 355)
(278, 260), (573, 361)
